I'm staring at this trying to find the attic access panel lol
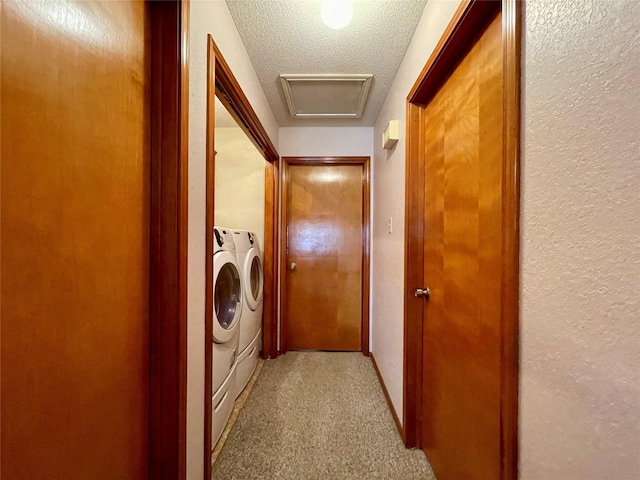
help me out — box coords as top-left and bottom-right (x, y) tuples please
(280, 74), (373, 119)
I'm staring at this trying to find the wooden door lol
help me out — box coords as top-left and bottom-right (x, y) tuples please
(420, 12), (504, 480)
(284, 160), (367, 351)
(2, 1), (150, 478)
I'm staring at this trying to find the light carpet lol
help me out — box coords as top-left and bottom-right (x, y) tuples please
(212, 351), (435, 479)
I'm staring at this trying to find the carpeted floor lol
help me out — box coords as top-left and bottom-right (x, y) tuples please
(212, 351), (435, 479)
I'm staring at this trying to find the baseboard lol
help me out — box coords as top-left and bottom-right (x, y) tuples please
(370, 353), (405, 442)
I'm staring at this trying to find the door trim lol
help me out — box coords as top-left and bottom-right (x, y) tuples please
(263, 159), (280, 359)
(149, 1), (189, 478)
(280, 156), (371, 355)
(205, 36), (280, 477)
(403, 1), (520, 479)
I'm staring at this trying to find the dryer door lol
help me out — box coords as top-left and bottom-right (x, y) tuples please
(243, 247), (263, 311)
(213, 250), (242, 343)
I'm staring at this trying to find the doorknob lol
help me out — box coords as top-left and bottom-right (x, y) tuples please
(414, 287), (430, 298)
(290, 262), (297, 271)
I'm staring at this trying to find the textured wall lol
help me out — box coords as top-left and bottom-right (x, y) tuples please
(215, 127), (266, 251)
(371, 0), (463, 422)
(187, 2), (279, 478)
(520, 1), (640, 478)
(279, 127), (373, 157)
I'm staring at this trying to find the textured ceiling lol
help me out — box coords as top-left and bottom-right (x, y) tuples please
(226, 0), (428, 127)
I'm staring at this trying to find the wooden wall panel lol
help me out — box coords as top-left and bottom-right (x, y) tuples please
(2, 1), (151, 477)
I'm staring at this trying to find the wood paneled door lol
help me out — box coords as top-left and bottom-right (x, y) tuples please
(422, 12), (504, 479)
(1, 1), (189, 478)
(404, 1), (520, 480)
(281, 157), (370, 353)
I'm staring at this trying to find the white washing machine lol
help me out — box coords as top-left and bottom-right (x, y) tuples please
(232, 230), (264, 398)
(212, 227), (242, 447)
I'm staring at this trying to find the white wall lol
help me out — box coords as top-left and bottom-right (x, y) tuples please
(371, 0), (463, 421)
(279, 127), (373, 157)
(520, 1), (640, 478)
(215, 127), (267, 252)
(187, 2), (279, 478)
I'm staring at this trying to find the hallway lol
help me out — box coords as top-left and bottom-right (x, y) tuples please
(2, 1), (638, 478)
(212, 352), (434, 479)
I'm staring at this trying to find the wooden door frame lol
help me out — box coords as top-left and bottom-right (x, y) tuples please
(402, 1), (520, 479)
(205, 36), (280, 477)
(149, 1), (189, 479)
(279, 156), (371, 356)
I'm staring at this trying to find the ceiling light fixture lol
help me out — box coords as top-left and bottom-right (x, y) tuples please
(321, 0), (353, 30)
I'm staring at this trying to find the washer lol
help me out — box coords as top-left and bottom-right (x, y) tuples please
(212, 227), (242, 396)
(232, 230), (264, 397)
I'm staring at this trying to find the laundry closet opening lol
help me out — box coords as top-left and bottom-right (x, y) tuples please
(210, 94), (268, 452)
(204, 36), (279, 477)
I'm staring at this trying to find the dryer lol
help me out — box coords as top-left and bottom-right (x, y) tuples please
(232, 230), (264, 398)
(212, 227), (242, 447)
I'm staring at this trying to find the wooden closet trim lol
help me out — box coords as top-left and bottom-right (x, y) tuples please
(205, 35), (280, 477)
(149, 1), (189, 478)
(403, 2), (521, 479)
(279, 156), (371, 356)
(263, 160), (280, 361)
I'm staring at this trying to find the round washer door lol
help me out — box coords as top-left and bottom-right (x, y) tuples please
(213, 250), (242, 343)
(243, 247), (263, 311)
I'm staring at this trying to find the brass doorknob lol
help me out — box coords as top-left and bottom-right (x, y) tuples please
(414, 287), (430, 298)
(290, 262), (297, 271)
